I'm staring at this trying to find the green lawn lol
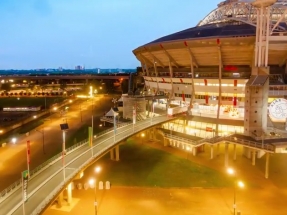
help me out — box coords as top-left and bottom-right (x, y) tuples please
(66, 124), (113, 147)
(98, 139), (233, 188)
(0, 97), (65, 108)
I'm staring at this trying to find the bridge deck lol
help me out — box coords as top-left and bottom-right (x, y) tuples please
(0, 115), (177, 215)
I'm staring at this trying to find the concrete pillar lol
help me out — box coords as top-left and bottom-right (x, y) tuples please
(243, 147), (251, 159)
(57, 191), (64, 208)
(210, 145), (214, 159)
(224, 143), (229, 168)
(265, 152), (270, 179)
(163, 138), (168, 147)
(115, 145), (120, 161)
(149, 128), (153, 140)
(67, 182), (72, 205)
(252, 150), (256, 166)
(153, 127), (157, 140)
(192, 147), (197, 156)
(233, 144), (237, 161)
(110, 148), (115, 160)
(216, 144), (220, 156)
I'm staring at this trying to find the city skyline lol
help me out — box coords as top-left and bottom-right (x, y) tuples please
(0, 0), (218, 70)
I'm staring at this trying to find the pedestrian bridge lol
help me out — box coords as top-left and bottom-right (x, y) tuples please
(0, 115), (178, 215)
(0, 114), (281, 215)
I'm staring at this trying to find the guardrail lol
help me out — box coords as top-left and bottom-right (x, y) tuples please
(0, 115), (169, 204)
(163, 133), (276, 152)
(28, 114), (174, 215)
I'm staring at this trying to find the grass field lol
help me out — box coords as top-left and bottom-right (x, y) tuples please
(0, 97), (66, 108)
(95, 139), (233, 188)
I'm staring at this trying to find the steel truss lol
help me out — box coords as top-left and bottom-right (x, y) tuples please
(198, 0), (287, 34)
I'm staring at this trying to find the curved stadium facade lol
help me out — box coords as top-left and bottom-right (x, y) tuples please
(132, 0), (287, 148)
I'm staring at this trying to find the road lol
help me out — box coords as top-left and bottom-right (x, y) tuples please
(0, 95), (116, 191)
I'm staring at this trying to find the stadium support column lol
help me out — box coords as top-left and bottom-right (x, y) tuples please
(141, 62), (149, 76)
(224, 142), (229, 168)
(168, 61), (174, 108)
(216, 45), (223, 136)
(110, 149), (115, 160)
(67, 182), (72, 205)
(185, 45), (196, 104)
(265, 152), (270, 178)
(233, 144), (237, 161)
(252, 150), (256, 166)
(153, 60), (160, 94)
(244, 1), (273, 137)
(57, 192), (64, 208)
(115, 145), (120, 161)
(210, 145), (214, 159)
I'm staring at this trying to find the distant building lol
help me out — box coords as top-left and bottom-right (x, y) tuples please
(75, 65), (85, 70)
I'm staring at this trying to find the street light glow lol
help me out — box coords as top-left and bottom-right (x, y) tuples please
(238, 181), (244, 188)
(89, 178), (95, 186)
(12, 138), (17, 144)
(95, 166), (101, 173)
(227, 168), (234, 175)
(141, 133), (145, 137)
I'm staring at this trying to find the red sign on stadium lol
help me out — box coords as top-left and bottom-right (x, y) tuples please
(224, 65), (238, 71)
(206, 127), (213, 132)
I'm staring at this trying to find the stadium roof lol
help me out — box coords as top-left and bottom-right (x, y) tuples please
(133, 0), (287, 68)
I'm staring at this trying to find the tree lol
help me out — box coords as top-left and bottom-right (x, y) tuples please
(121, 79), (129, 94)
(1, 83), (11, 92)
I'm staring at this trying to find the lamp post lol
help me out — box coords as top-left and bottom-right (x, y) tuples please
(79, 104), (83, 122)
(141, 133), (145, 144)
(113, 112), (118, 142)
(35, 128), (45, 154)
(89, 166), (101, 215)
(227, 168), (244, 215)
(60, 123), (69, 181)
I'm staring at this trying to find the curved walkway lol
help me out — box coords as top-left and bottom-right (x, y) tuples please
(0, 115), (177, 215)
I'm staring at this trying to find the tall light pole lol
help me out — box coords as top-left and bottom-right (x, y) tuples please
(133, 105), (136, 132)
(113, 111), (118, 142)
(227, 168), (244, 215)
(89, 166), (101, 215)
(79, 104), (83, 122)
(35, 128), (45, 154)
(60, 123), (69, 181)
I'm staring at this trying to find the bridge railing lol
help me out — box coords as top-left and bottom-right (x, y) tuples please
(30, 116), (171, 215)
(164, 133), (276, 152)
(0, 119), (134, 201)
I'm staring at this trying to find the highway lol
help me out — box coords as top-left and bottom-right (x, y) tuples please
(0, 115), (176, 215)
(0, 75), (129, 81)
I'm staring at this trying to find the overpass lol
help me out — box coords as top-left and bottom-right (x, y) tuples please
(0, 115), (178, 215)
(0, 75), (129, 81)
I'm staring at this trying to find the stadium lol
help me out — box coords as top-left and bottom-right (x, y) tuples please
(132, 0), (287, 145)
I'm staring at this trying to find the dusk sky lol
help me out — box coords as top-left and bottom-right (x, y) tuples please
(0, 0), (218, 69)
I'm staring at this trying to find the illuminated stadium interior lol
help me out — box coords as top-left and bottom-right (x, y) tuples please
(133, 0), (287, 141)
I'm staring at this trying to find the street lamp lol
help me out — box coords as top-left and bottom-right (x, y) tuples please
(227, 168), (244, 215)
(79, 104), (83, 122)
(141, 133), (145, 144)
(60, 123), (69, 181)
(35, 128), (45, 154)
(12, 137), (17, 144)
(89, 166), (101, 215)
